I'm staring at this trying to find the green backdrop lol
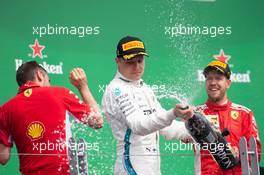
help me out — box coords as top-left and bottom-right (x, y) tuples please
(0, 0), (263, 174)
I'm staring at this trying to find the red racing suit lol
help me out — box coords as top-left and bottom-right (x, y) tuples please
(0, 82), (91, 175)
(194, 100), (261, 175)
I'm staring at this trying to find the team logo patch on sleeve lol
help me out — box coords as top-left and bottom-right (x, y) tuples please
(207, 115), (220, 128)
(114, 88), (121, 96)
(24, 88), (32, 97)
(231, 111), (239, 120)
(27, 121), (45, 141)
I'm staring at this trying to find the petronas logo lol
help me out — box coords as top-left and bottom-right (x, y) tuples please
(27, 121), (45, 141)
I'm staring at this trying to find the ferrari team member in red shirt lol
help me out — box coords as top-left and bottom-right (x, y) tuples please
(194, 59), (261, 175)
(0, 61), (103, 175)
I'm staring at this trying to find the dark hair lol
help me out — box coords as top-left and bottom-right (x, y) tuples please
(16, 61), (47, 86)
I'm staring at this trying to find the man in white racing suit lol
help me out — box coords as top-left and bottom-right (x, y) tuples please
(102, 36), (193, 175)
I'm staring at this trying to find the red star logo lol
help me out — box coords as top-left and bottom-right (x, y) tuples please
(29, 39), (45, 59)
(213, 49), (230, 63)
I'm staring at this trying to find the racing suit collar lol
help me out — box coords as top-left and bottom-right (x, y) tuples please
(205, 100), (232, 111)
(18, 81), (40, 94)
(116, 71), (143, 86)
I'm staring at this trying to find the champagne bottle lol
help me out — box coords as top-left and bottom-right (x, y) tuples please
(185, 111), (239, 170)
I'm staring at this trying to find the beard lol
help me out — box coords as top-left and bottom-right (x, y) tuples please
(207, 89), (226, 104)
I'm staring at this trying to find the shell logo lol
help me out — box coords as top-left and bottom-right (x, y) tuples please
(27, 121), (45, 141)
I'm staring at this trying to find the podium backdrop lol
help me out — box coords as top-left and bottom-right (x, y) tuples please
(1, 0), (263, 174)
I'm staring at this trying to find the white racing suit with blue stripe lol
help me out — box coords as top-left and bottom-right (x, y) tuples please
(102, 72), (190, 175)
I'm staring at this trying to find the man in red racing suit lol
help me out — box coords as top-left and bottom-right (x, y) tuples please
(195, 100), (261, 175)
(0, 61), (103, 175)
(193, 58), (261, 175)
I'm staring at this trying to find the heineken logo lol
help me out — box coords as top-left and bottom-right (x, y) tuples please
(15, 59), (63, 74)
(14, 39), (64, 75)
(197, 49), (251, 83)
(213, 49), (230, 63)
(29, 39), (46, 59)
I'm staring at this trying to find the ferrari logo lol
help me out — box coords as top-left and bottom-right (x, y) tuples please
(24, 89), (32, 97)
(231, 111), (239, 120)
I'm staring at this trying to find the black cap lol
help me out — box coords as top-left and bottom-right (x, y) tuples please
(203, 60), (231, 79)
(116, 36), (148, 60)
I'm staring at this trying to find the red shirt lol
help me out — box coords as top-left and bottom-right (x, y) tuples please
(195, 100), (261, 175)
(0, 82), (91, 175)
